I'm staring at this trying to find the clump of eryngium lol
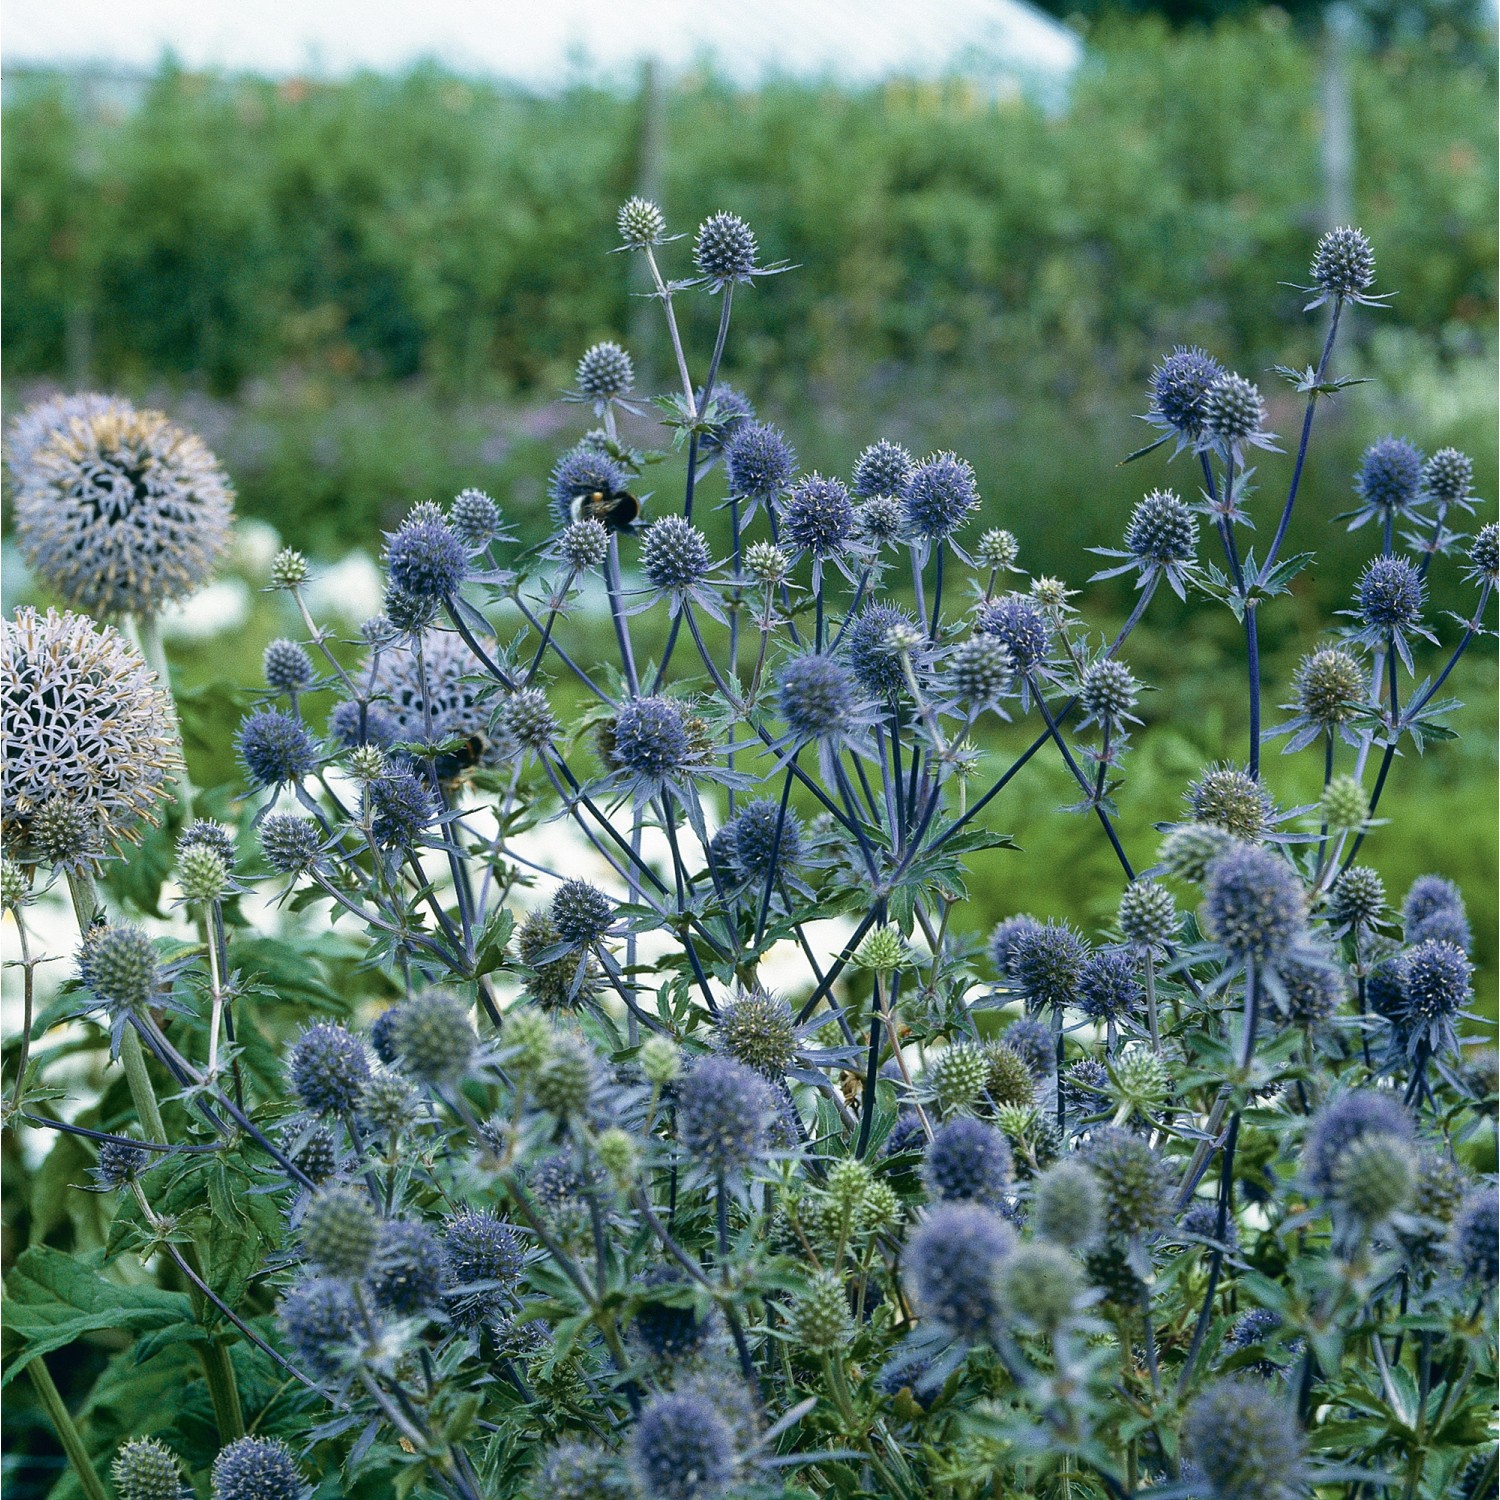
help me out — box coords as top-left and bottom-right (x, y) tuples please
(7, 204), (1493, 1500)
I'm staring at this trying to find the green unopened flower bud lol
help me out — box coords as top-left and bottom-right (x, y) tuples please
(1109, 1045), (1172, 1118)
(177, 844), (229, 904)
(1158, 821), (1236, 882)
(301, 1184), (379, 1279)
(1333, 1133), (1417, 1224)
(1118, 879), (1178, 946)
(362, 1072), (415, 1135)
(744, 541), (790, 584)
(1320, 774), (1368, 832)
(982, 1041), (1036, 1109)
(503, 1010), (555, 1079)
(533, 1033), (596, 1117)
(111, 1436), (188, 1500)
(639, 1034), (681, 1086)
(928, 1041), (990, 1115)
(1034, 1160), (1102, 1248)
(825, 1158), (873, 1215)
(974, 528), (1019, 571)
(862, 1180), (902, 1233)
(998, 1241), (1083, 1331)
(269, 547), (310, 588)
(595, 1127), (638, 1187)
(348, 743), (388, 781)
(792, 1272), (853, 1352)
(2, 858), (30, 911)
(854, 925), (910, 973)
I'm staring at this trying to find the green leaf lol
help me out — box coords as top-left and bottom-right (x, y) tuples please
(2, 1246), (194, 1386)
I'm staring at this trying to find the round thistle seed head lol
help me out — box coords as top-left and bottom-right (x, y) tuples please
(382, 583), (439, 635)
(715, 989), (797, 1078)
(1061, 1057), (1111, 1112)
(631, 1391), (737, 1500)
(385, 513), (468, 601)
(449, 487), (502, 546)
(288, 1022), (370, 1116)
(676, 1055), (774, 1174)
(1203, 373), (1267, 445)
(2, 608), (180, 862)
(1357, 437), (1424, 514)
(1125, 488), (1197, 564)
(1278, 953), (1346, 1027)
(1110, 1045), (1173, 1114)
(975, 593), (1051, 671)
(365, 767), (436, 849)
(1002, 1016), (1055, 1079)
(551, 879), (615, 946)
(922, 1116), (1014, 1206)
(782, 473), (855, 555)
(998, 1240), (1082, 1331)
(237, 708), (317, 790)
(1451, 1190), (1499, 1288)
(1119, 879), (1179, 946)
(1149, 346), (1223, 437)
(948, 633), (1014, 705)
(792, 1272), (854, 1351)
(1202, 844), (1307, 964)
(1077, 949), (1143, 1023)
(11, 402), (233, 616)
(1423, 446), (1474, 507)
(211, 1436), (306, 1500)
(263, 638), (314, 696)
(280, 1118), (338, 1184)
(606, 695), (697, 776)
(852, 439), (914, 498)
(259, 814), (322, 875)
(1304, 1090), (1415, 1195)
(78, 924), (163, 1020)
(595, 1126), (638, 1186)
(642, 516), (712, 592)
(1332, 1132), (1417, 1223)
(905, 1201), (1016, 1340)
(277, 1277), (361, 1383)
(983, 1041), (1036, 1109)
(177, 842), (229, 904)
(1083, 1237), (1148, 1307)
(639, 1035), (681, 1086)
(550, 444), (627, 523)
(1320, 775), (1369, 831)
(391, 990), (476, 1085)
(845, 602), (919, 698)
(361, 1071), (415, 1136)
(927, 1041), (991, 1115)
(1084, 1125), (1174, 1238)
(778, 653), (861, 739)
(1403, 874), (1464, 930)
(444, 1210), (524, 1297)
(537, 1442), (637, 1500)
(1185, 1378), (1305, 1500)
(1034, 1159), (1102, 1248)
(617, 196), (666, 247)
(1158, 821), (1236, 882)
(724, 422), (796, 501)
(301, 1184), (379, 1279)
(558, 516), (609, 572)
(1188, 764), (1272, 840)
(694, 210), (758, 283)
(1312, 225), (1376, 297)
(743, 539), (789, 583)
(1009, 921), (1089, 1014)
(112, 1435), (188, 1500)
(369, 1219), (444, 1316)
(1080, 659), (1138, 723)
(1357, 555), (1424, 630)
(1468, 521), (1498, 582)
(903, 451), (979, 539)
(576, 341), (634, 401)
(269, 548), (309, 589)
(1401, 939), (1473, 1021)
(532, 1032), (598, 1117)
(1293, 647), (1364, 727)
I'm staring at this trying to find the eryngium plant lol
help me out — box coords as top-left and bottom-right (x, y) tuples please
(3, 214), (1495, 1500)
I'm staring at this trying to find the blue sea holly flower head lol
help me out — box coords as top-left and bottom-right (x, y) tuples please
(636, 515), (725, 621)
(1422, 446), (1478, 514)
(1397, 938), (1473, 1058)
(780, 472), (860, 585)
(111, 1435), (188, 1500)
(568, 339), (637, 414)
(674, 1054), (776, 1178)
(1199, 371), (1279, 459)
(237, 707), (318, 794)
(210, 1436), (311, 1500)
(1008, 920), (1089, 1014)
(691, 209), (789, 292)
(905, 1200), (1016, 1342)
(1463, 520), (1498, 587)
(773, 649), (880, 782)
(448, 486), (508, 550)
(550, 443), (632, 529)
(1265, 644), (1370, 752)
(1184, 1376), (1306, 1500)
(1091, 487), (1199, 598)
(9, 397), (234, 618)
(1198, 841), (1312, 991)
(723, 421), (797, 524)
(974, 592), (1053, 705)
(630, 1389), (739, 1500)
(843, 601), (927, 700)
(1341, 436), (1426, 532)
(1299, 224), (1389, 311)
(76, 922), (192, 1054)
(903, 450), (980, 550)
(1143, 344), (1223, 454)
(852, 438), (915, 499)
(1342, 553), (1438, 672)
(383, 506), (469, 604)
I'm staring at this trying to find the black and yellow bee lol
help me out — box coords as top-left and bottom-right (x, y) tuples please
(570, 486), (642, 532)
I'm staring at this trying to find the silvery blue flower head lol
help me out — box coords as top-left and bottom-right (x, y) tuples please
(975, 594), (1051, 676)
(922, 1117), (1014, 1208)
(384, 510), (468, 602)
(369, 1219), (445, 1317)
(1303, 1089), (1415, 1195)
(1200, 372), (1278, 459)
(1200, 843), (1307, 969)
(675, 1054), (775, 1176)
(1184, 1377), (1305, 1500)
(365, 767), (438, 850)
(905, 1200), (1016, 1341)
(631, 1390), (737, 1500)
(1008, 919), (1088, 1013)
(694, 210), (759, 287)
(10, 399), (233, 618)
(903, 451), (979, 544)
(76, 922), (191, 1051)
(238, 708), (318, 791)
(1144, 345), (1223, 451)
(1344, 437), (1425, 532)
(781, 473), (858, 584)
(1076, 948), (1143, 1024)
(638, 516), (723, 621)
(1344, 554), (1437, 671)
(288, 1022), (371, 1116)
(572, 340), (635, 407)
(775, 650), (879, 781)
(852, 439), (914, 498)
(1398, 939), (1473, 1057)
(717, 797), (804, 885)
(844, 601), (923, 698)
(550, 444), (629, 527)
(1092, 487), (1199, 598)
(1308, 225), (1377, 305)
(210, 1436), (310, 1500)
(443, 1209), (524, 1327)
(1422, 446), (1477, 512)
(1465, 521), (1498, 585)
(723, 422), (796, 515)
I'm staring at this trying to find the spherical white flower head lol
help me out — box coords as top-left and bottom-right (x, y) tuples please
(12, 400), (233, 617)
(1, 607), (181, 863)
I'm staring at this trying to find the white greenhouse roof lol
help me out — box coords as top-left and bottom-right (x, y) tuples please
(2, 0), (1084, 99)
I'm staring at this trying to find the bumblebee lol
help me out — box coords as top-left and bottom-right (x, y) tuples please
(570, 487), (642, 532)
(433, 732), (490, 783)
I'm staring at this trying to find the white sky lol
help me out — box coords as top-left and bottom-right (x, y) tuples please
(1, 0), (1083, 88)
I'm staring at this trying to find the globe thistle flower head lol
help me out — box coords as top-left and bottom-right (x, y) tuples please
(369, 1219), (445, 1316)
(448, 487), (504, 547)
(1403, 874), (1464, 931)
(617, 196), (667, 247)
(1009, 920), (1089, 1014)
(1310, 225), (1377, 301)
(1303, 1089), (1415, 1195)
(11, 402), (233, 617)
(1401, 939), (1472, 1024)
(1329, 866), (1386, 934)
(1202, 372), (1275, 455)
(575, 341), (635, 403)
(975, 593), (1051, 673)
(1147, 345), (1223, 443)
(1201, 843), (1307, 965)
(792, 1272), (854, 1351)
(1187, 763), (1273, 840)
(1084, 1125), (1173, 1238)
(384, 512), (469, 601)
(390, 990), (476, 1085)
(1451, 1189), (1499, 1288)
(676, 1055), (775, 1175)
(1320, 774), (1369, 832)
(693, 210), (758, 286)
(715, 988), (798, 1077)
(988, 913), (1045, 983)
(1422, 446), (1475, 509)
(77, 923), (173, 1038)
(724, 422), (796, 503)
(903, 450), (979, 540)
(1118, 879), (1179, 947)
(905, 1200), (1016, 1340)
(288, 1022), (370, 1116)
(551, 878), (615, 947)
(362, 627), (500, 772)
(641, 516), (713, 600)
(1076, 948), (1143, 1023)
(259, 814), (323, 875)
(853, 438), (914, 498)
(1276, 952), (1346, 1027)
(1079, 658), (1140, 727)
(211, 1436), (309, 1500)
(631, 1390), (737, 1500)
(1332, 1131), (1417, 1225)
(695, 382), (754, 454)
(1356, 554), (1424, 631)
(922, 1117), (1014, 1207)
(777, 653), (867, 742)
(1157, 821), (1237, 882)
(1128, 488), (1197, 565)
(1291, 647), (1365, 730)
(5, 391), (132, 478)
(947, 633), (1014, 708)
(2, 608), (180, 864)
(365, 767), (437, 850)
(845, 602), (920, 698)
(1001, 1014), (1055, 1078)
(300, 1184), (379, 1279)
(719, 798), (803, 884)
(1034, 1159), (1102, 1247)
(237, 709), (317, 791)
(495, 686), (560, 758)
(111, 1435), (187, 1500)
(262, 639), (314, 696)
(1465, 520), (1498, 584)
(782, 473), (855, 560)
(444, 1210), (525, 1321)
(1183, 1377), (1305, 1500)
(1352, 437), (1424, 526)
